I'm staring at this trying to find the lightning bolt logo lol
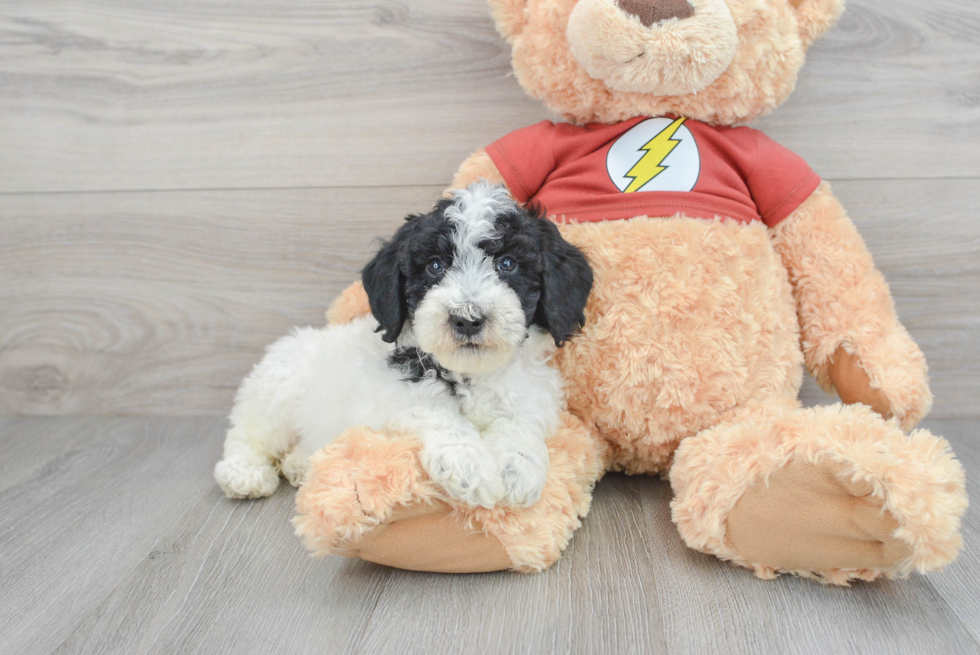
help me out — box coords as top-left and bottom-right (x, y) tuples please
(623, 117), (688, 193)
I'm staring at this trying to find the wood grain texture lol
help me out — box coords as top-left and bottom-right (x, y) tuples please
(0, 0), (978, 194)
(0, 416), (226, 655)
(2, 179), (977, 417)
(0, 416), (106, 492)
(1, 417), (977, 655)
(0, 186), (442, 415)
(53, 483), (392, 655)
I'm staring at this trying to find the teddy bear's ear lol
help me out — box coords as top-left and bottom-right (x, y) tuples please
(789, 0), (846, 48)
(487, 0), (529, 40)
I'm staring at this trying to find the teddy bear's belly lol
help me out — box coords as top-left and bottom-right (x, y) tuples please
(555, 215), (803, 474)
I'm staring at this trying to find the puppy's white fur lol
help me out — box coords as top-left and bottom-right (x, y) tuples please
(214, 185), (565, 508)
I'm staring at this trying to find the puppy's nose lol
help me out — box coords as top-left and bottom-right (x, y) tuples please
(615, 0), (694, 27)
(450, 314), (486, 338)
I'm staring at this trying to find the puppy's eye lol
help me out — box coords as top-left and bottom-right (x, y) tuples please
(426, 258), (445, 276)
(495, 257), (517, 273)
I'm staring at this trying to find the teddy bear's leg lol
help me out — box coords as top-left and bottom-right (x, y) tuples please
(669, 399), (967, 584)
(293, 413), (608, 573)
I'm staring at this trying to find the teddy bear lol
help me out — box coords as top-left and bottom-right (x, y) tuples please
(292, 0), (967, 583)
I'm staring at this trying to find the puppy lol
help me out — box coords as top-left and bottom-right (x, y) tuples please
(214, 183), (593, 508)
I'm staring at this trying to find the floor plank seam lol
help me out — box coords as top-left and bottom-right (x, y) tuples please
(0, 184), (446, 198)
(1, 177), (978, 198)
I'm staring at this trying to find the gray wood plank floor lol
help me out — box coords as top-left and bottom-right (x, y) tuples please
(0, 417), (977, 655)
(2, 0), (979, 652)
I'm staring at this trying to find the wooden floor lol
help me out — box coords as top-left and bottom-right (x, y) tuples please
(0, 417), (977, 654)
(1, 0), (979, 653)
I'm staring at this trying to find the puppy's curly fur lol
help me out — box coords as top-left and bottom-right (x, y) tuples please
(215, 183), (593, 508)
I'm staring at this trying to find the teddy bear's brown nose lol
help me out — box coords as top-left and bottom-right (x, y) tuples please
(615, 0), (695, 26)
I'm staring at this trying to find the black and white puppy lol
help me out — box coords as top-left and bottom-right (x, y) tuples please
(214, 183), (593, 507)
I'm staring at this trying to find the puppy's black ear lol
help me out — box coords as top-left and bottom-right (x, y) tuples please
(361, 232), (408, 343)
(530, 213), (593, 346)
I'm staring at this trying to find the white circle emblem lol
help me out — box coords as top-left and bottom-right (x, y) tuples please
(606, 117), (700, 193)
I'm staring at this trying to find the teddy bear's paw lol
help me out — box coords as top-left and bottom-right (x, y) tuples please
(279, 450), (309, 488)
(496, 449), (548, 508)
(725, 458), (915, 576)
(421, 442), (504, 508)
(827, 330), (932, 431)
(214, 457), (280, 499)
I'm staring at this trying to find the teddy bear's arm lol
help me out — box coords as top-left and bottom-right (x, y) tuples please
(451, 149), (507, 190)
(769, 182), (932, 430)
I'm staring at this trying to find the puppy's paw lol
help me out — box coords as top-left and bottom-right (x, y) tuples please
(422, 443), (503, 508)
(497, 450), (548, 508)
(214, 457), (280, 499)
(280, 450), (309, 488)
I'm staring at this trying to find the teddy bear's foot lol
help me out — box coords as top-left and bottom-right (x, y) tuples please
(670, 401), (967, 585)
(292, 414), (607, 573)
(725, 458), (914, 575)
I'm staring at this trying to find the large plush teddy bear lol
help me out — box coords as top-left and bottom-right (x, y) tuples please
(293, 0), (967, 583)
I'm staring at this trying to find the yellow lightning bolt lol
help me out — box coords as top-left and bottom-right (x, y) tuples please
(623, 117), (688, 193)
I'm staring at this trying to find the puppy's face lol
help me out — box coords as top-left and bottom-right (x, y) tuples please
(362, 183), (593, 376)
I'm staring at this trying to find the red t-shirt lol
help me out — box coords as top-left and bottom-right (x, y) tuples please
(485, 116), (820, 227)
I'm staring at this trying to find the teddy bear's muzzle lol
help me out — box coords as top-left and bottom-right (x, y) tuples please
(566, 0), (738, 96)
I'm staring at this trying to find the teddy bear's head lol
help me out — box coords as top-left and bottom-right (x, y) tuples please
(488, 0), (844, 125)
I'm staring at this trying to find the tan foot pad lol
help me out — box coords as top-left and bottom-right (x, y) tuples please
(336, 502), (513, 573)
(726, 459), (913, 572)
(827, 346), (893, 420)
